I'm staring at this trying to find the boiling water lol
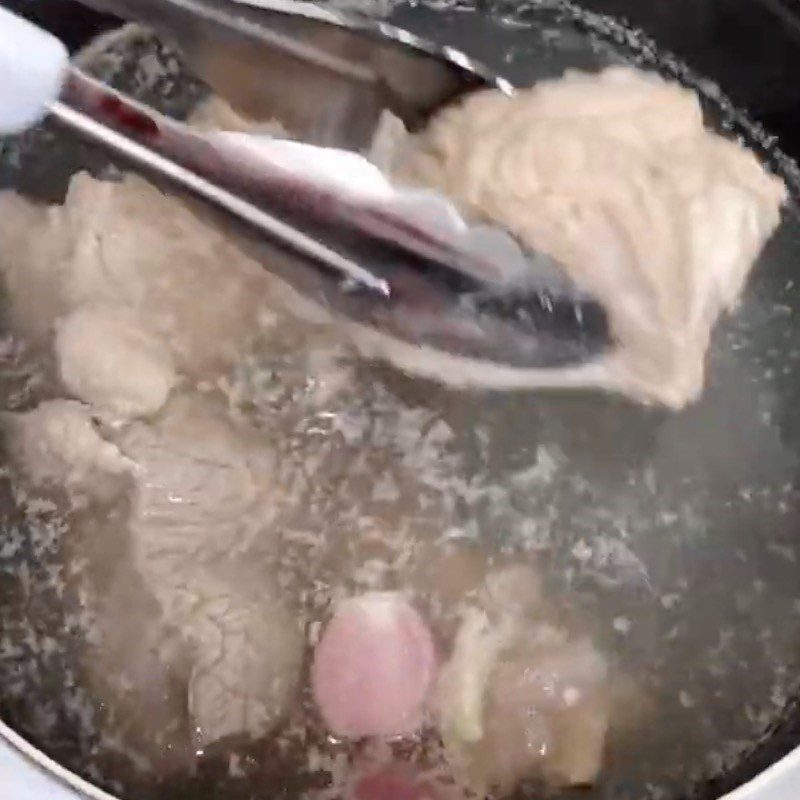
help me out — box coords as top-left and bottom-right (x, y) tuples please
(0, 4), (799, 800)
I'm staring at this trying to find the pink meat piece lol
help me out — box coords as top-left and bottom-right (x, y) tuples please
(351, 765), (441, 800)
(312, 592), (436, 738)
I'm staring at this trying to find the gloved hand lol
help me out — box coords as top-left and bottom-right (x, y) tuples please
(0, 6), (68, 134)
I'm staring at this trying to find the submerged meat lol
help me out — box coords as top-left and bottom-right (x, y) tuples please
(56, 305), (177, 419)
(0, 92), (357, 755)
(350, 764), (443, 800)
(389, 66), (787, 407)
(312, 592), (436, 738)
(436, 567), (610, 792)
(7, 391), (304, 749)
(184, 571), (302, 746)
(0, 171), (281, 381)
(0, 65), (721, 791)
(483, 638), (610, 787)
(116, 395), (303, 745)
(5, 399), (134, 503)
(117, 395), (281, 570)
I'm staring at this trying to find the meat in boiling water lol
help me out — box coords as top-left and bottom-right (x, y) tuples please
(388, 67), (787, 406)
(437, 567), (610, 793)
(0, 51), (785, 799)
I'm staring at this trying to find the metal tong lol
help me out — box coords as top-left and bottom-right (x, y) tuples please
(7, 0), (612, 369)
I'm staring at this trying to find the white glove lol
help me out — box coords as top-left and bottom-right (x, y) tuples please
(0, 6), (68, 134)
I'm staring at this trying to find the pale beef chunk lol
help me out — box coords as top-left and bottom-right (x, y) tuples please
(55, 305), (177, 420)
(436, 567), (611, 793)
(390, 67), (787, 406)
(0, 171), (280, 380)
(115, 395), (303, 746)
(483, 638), (610, 788)
(4, 399), (134, 504)
(0, 114), (345, 757)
